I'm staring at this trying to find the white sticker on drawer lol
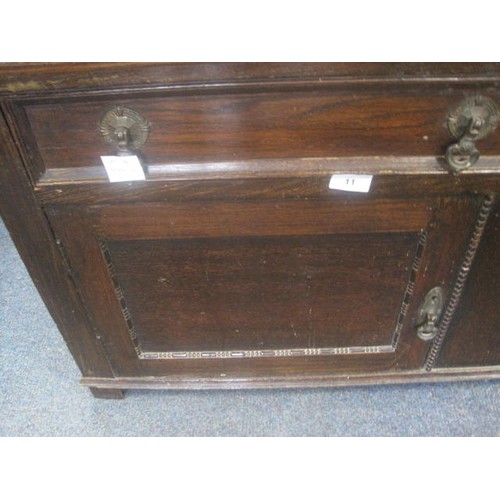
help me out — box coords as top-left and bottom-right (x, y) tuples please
(101, 155), (146, 183)
(328, 174), (373, 193)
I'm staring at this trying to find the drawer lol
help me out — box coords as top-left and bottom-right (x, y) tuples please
(7, 82), (500, 186)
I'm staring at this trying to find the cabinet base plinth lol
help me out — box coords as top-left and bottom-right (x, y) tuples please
(81, 366), (500, 396)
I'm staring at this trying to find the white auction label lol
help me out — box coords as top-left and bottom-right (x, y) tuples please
(101, 155), (146, 183)
(328, 174), (373, 193)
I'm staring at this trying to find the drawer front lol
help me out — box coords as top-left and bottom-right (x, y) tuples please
(10, 83), (500, 185)
(45, 195), (486, 379)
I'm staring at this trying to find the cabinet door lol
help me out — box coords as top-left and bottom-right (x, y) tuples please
(45, 195), (486, 380)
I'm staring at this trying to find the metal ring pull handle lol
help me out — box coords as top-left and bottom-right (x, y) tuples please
(445, 96), (499, 173)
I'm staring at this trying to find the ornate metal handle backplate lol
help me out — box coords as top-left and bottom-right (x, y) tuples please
(416, 287), (444, 341)
(445, 96), (499, 173)
(99, 105), (150, 156)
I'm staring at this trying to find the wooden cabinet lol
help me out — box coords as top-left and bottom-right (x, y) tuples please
(1, 63), (499, 398)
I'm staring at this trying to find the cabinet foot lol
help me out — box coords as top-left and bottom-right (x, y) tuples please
(89, 387), (125, 399)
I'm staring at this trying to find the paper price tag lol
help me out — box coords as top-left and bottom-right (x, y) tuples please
(329, 174), (373, 193)
(101, 155), (146, 183)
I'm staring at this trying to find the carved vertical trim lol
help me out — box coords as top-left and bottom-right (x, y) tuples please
(424, 194), (495, 370)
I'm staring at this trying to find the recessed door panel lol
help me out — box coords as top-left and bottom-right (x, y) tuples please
(106, 232), (419, 354)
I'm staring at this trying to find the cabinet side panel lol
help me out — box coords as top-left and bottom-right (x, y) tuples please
(0, 106), (116, 379)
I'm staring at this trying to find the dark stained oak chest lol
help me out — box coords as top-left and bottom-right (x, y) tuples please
(1, 62), (499, 398)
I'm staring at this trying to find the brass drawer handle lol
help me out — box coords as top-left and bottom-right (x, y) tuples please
(99, 105), (150, 156)
(445, 96), (499, 173)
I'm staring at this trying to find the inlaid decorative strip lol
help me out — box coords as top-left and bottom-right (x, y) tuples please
(391, 230), (428, 348)
(140, 345), (395, 360)
(99, 241), (143, 358)
(424, 194), (495, 371)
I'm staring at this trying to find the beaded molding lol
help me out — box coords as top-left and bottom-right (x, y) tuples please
(424, 194), (495, 370)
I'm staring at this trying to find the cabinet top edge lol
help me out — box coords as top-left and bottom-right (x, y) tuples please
(1, 62), (500, 96)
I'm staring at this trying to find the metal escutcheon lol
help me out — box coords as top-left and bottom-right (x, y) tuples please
(99, 105), (150, 156)
(445, 96), (499, 173)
